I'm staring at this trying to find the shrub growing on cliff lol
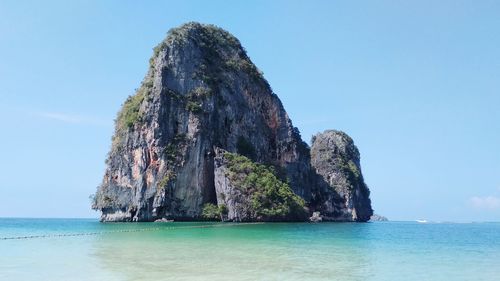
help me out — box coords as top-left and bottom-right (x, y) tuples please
(225, 57), (264, 82)
(184, 87), (211, 114)
(164, 144), (177, 161)
(201, 203), (227, 221)
(158, 175), (170, 190)
(224, 152), (307, 221)
(336, 158), (361, 189)
(150, 41), (167, 67)
(115, 80), (155, 133)
(186, 101), (203, 113)
(118, 93), (144, 129)
(347, 160), (360, 179)
(189, 86), (212, 99)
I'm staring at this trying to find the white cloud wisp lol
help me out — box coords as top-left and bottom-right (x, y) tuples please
(468, 196), (500, 210)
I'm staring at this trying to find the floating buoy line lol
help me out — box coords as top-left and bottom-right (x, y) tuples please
(0, 222), (264, 241)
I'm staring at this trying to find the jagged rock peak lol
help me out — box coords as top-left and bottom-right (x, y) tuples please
(311, 130), (357, 157)
(148, 22), (268, 88)
(159, 22), (243, 52)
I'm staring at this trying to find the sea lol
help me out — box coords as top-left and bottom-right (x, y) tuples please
(1, 218), (499, 281)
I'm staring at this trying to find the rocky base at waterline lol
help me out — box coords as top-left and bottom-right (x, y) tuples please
(370, 214), (388, 222)
(309, 212), (323, 223)
(91, 22), (373, 222)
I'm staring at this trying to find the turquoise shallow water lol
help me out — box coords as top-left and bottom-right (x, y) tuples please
(1, 219), (499, 281)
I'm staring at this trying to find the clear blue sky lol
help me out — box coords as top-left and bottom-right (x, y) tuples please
(1, 0), (499, 221)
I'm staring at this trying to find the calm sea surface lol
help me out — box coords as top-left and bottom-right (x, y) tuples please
(0, 218), (499, 281)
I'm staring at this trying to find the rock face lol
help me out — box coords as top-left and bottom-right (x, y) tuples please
(309, 212), (322, 223)
(310, 130), (373, 222)
(92, 22), (373, 222)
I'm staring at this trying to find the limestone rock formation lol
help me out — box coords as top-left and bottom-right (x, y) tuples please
(91, 22), (373, 222)
(310, 130), (373, 222)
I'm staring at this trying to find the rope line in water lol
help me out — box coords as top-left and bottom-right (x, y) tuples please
(0, 222), (263, 241)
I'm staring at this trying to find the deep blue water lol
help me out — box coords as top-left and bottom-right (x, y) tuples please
(1, 218), (499, 280)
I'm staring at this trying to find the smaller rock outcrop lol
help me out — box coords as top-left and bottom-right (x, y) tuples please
(370, 214), (388, 222)
(309, 212), (322, 223)
(310, 130), (373, 222)
(154, 218), (174, 222)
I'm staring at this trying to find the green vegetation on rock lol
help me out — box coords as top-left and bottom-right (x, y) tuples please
(189, 86), (212, 99)
(347, 160), (360, 179)
(224, 152), (307, 221)
(150, 41), (167, 67)
(185, 86), (212, 114)
(226, 57), (264, 82)
(158, 170), (176, 191)
(335, 158), (361, 190)
(91, 191), (115, 210)
(158, 175), (170, 190)
(186, 101), (203, 113)
(201, 203), (228, 221)
(118, 93), (144, 130)
(165, 89), (183, 100)
(164, 133), (187, 162)
(115, 79), (154, 133)
(164, 144), (177, 161)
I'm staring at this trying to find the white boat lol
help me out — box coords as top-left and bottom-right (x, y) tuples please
(416, 219), (428, 223)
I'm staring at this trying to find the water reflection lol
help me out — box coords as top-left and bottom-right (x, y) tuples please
(91, 222), (374, 281)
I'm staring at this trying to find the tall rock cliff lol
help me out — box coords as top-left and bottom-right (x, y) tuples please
(92, 22), (373, 222)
